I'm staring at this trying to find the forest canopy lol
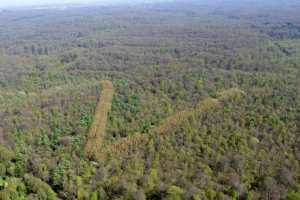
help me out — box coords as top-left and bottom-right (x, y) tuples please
(0, 0), (300, 199)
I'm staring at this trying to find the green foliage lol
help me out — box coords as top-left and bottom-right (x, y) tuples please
(144, 169), (159, 191)
(0, 1), (300, 199)
(0, 177), (7, 189)
(287, 185), (300, 200)
(0, 145), (15, 162)
(166, 186), (184, 200)
(0, 177), (27, 200)
(24, 174), (57, 200)
(90, 192), (98, 200)
(51, 159), (71, 187)
(287, 192), (300, 200)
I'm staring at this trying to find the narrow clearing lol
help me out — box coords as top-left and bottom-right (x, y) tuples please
(106, 88), (245, 158)
(85, 85), (245, 160)
(85, 80), (114, 160)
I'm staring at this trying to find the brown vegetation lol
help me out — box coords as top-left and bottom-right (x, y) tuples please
(217, 88), (246, 102)
(85, 80), (114, 160)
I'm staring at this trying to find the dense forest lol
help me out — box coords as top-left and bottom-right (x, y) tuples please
(0, 0), (300, 199)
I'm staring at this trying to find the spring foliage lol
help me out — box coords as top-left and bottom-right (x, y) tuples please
(1, 0), (300, 199)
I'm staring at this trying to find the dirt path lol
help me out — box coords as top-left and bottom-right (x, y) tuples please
(85, 80), (114, 160)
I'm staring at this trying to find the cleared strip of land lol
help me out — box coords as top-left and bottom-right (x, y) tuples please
(85, 80), (114, 160)
(106, 88), (245, 157)
(107, 98), (221, 157)
(84, 86), (245, 160)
